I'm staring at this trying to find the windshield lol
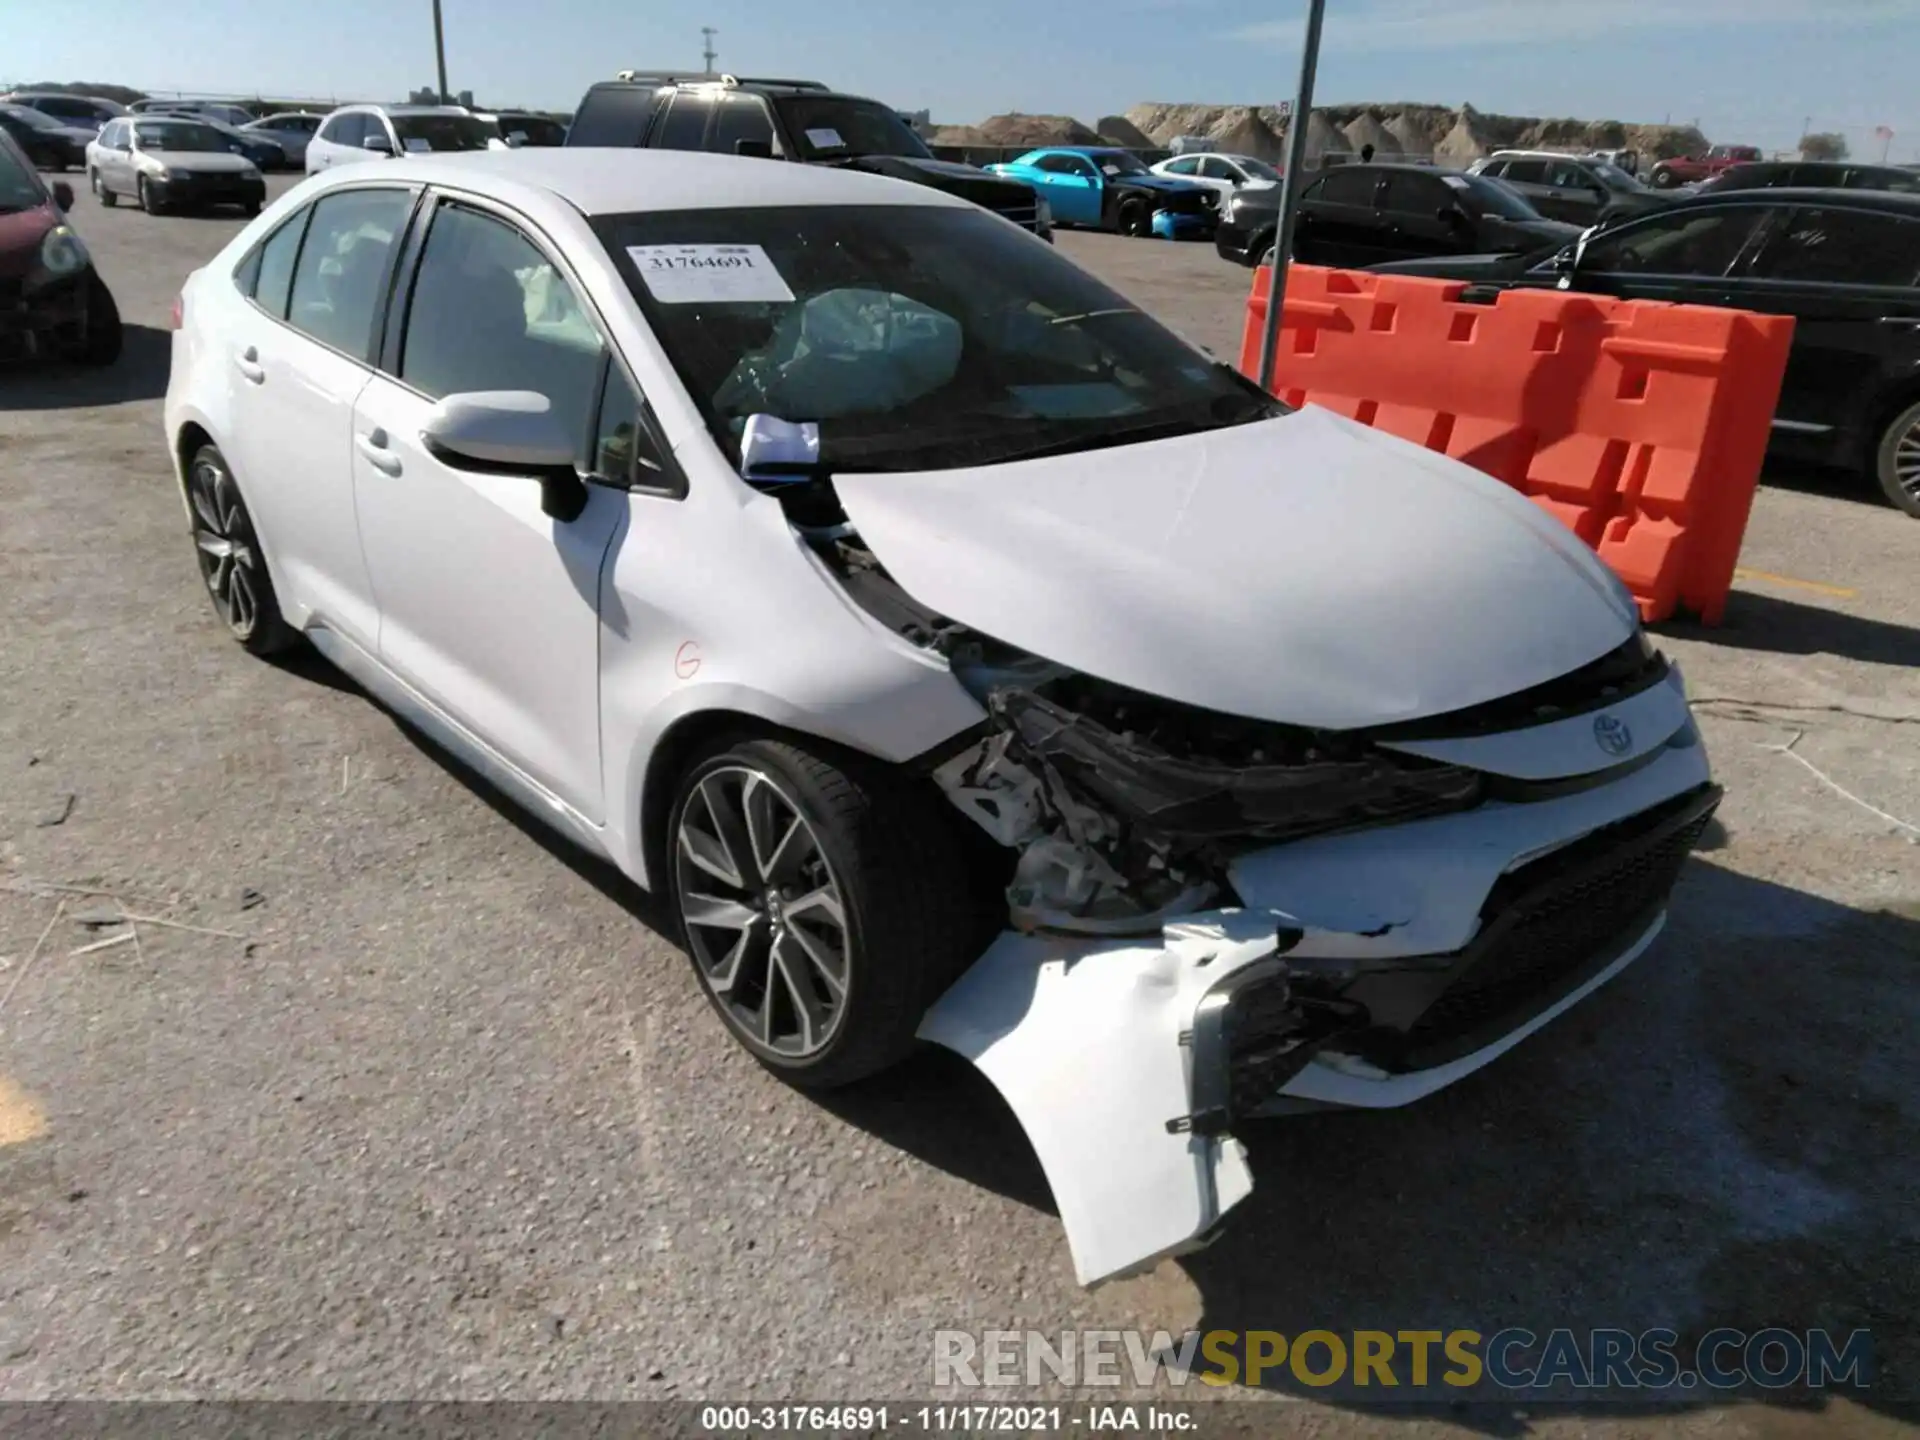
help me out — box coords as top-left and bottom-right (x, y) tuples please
(596, 204), (1283, 473)
(496, 115), (567, 146)
(1238, 157), (1281, 182)
(0, 140), (47, 212)
(391, 114), (495, 152)
(134, 121), (230, 152)
(776, 97), (930, 160)
(1589, 161), (1641, 192)
(1443, 171), (1546, 221)
(1093, 151), (1150, 177)
(2, 104), (62, 132)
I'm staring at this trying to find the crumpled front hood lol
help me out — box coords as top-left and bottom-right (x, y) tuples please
(832, 407), (1638, 730)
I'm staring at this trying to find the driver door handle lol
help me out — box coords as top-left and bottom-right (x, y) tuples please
(356, 429), (403, 476)
(234, 346), (265, 384)
(1880, 316), (1920, 330)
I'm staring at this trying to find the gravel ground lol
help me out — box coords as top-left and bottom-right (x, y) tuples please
(1, 177), (1916, 1433)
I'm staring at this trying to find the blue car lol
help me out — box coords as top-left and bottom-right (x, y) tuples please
(984, 146), (1217, 237)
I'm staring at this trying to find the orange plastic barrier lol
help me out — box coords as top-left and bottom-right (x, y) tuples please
(1238, 265), (1795, 624)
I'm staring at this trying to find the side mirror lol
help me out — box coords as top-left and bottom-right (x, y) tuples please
(362, 134), (394, 155)
(739, 413), (821, 480)
(1436, 204), (1469, 227)
(52, 181), (74, 211)
(421, 391), (587, 520)
(734, 138), (773, 159)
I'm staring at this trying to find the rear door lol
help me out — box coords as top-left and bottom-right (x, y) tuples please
(1376, 168), (1469, 260)
(1542, 160), (1607, 225)
(1726, 202), (1920, 454)
(1493, 157), (1557, 214)
(1293, 168), (1389, 267)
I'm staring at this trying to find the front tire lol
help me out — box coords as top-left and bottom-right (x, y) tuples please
(93, 170), (116, 206)
(1651, 168), (1679, 189)
(1119, 197), (1152, 237)
(73, 271), (122, 366)
(137, 176), (160, 214)
(1874, 397), (1920, 518)
(667, 737), (980, 1089)
(184, 444), (297, 655)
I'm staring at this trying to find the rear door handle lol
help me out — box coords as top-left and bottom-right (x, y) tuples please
(1880, 316), (1920, 329)
(234, 346), (264, 384)
(355, 429), (403, 476)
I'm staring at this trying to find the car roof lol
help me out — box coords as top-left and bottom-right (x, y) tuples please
(1662, 187), (1920, 213)
(307, 146), (975, 217)
(336, 103), (473, 117)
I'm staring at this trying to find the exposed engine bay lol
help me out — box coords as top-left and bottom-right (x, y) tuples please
(784, 490), (1488, 935)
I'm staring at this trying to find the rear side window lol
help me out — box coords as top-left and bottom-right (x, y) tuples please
(321, 113), (366, 147)
(1501, 159), (1549, 183)
(650, 93), (714, 151)
(286, 187), (415, 356)
(235, 207), (313, 318)
(1314, 168), (1380, 206)
(710, 95), (775, 156)
(566, 86), (658, 148)
(1750, 208), (1920, 287)
(1379, 171), (1450, 216)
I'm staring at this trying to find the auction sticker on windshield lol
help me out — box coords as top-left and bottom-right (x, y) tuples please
(805, 127), (844, 149)
(626, 244), (796, 304)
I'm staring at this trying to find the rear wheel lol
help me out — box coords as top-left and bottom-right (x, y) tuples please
(184, 444), (298, 654)
(1874, 398), (1920, 518)
(1651, 168), (1679, 189)
(667, 737), (981, 1089)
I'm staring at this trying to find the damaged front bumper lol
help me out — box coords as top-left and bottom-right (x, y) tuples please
(918, 736), (1719, 1287)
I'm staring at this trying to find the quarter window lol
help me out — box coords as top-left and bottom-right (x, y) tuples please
(236, 208), (312, 318)
(1502, 159), (1549, 183)
(398, 204), (605, 452)
(285, 187), (415, 357)
(593, 367), (670, 487)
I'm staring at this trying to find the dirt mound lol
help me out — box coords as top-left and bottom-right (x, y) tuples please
(1095, 114), (1154, 148)
(1341, 111), (1400, 157)
(928, 112), (1104, 149)
(1124, 102), (1290, 159)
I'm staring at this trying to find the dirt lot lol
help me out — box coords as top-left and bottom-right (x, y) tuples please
(2, 177), (1916, 1430)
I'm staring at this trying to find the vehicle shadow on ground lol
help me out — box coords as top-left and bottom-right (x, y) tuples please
(1761, 456), (1892, 512)
(0, 323), (170, 409)
(1658, 588), (1920, 669)
(1175, 860), (1919, 1425)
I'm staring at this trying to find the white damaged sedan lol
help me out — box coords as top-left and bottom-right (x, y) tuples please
(164, 149), (1720, 1286)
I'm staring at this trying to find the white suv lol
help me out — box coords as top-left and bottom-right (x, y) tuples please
(164, 148), (1719, 1287)
(304, 104), (495, 174)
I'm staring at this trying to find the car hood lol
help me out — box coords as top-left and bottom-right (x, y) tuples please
(1486, 215), (1583, 250)
(144, 149), (255, 173)
(1367, 249), (1544, 279)
(0, 203), (58, 276)
(831, 407), (1638, 730)
(841, 154), (1032, 206)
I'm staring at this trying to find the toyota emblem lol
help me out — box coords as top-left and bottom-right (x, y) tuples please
(1593, 713), (1633, 757)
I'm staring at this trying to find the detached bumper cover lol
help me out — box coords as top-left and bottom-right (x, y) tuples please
(1152, 209), (1216, 240)
(920, 725), (1717, 1287)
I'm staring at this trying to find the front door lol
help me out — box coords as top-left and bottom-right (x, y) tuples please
(349, 196), (622, 821)
(1293, 168), (1390, 267)
(1030, 154), (1101, 226)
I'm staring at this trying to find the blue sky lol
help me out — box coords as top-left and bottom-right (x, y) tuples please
(7, 0), (1917, 159)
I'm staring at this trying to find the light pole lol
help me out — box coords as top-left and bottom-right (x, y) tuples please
(432, 0), (450, 105)
(1255, 0), (1329, 392)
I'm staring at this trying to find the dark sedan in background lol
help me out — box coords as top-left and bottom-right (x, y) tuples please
(1693, 160), (1920, 195)
(1469, 151), (1669, 227)
(1367, 190), (1920, 517)
(0, 104), (93, 170)
(1216, 162), (1581, 269)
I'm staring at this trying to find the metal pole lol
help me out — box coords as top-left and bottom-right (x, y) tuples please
(1255, 0), (1329, 392)
(432, 0), (450, 105)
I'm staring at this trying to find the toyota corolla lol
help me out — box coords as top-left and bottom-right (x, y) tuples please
(164, 149), (1719, 1286)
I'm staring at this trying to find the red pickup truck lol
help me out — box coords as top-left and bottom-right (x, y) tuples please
(1648, 144), (1763, 189)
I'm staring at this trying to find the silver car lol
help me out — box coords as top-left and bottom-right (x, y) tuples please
(86, 116), (266, 215)
(241, 111), (325, 167)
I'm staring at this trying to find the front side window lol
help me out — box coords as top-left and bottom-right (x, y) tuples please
(1443, 172), (1547, 220)
(710, 96), (775, 156)
(398, 204), (605, 449)
(1161, 156), (1199, 175)
(651, 93), (715, 151)
(1090, 151), (1149, 178)
(286, 187), (415, 356)
(390, 114), (492, 153)
(1502, 159), (1549, 183)
(133, 121), (228, 153)
(1748, 208), (1920, 287)
(1547, 161), (1593, 189)
(0, 138), (44, 212)
(1237, 157), (1281, 182)
(1379, 171), (1450, 216)
(775, 97), (929, 160)
(1578, 206), (1766, 277)
(596, 203), (1283, 474)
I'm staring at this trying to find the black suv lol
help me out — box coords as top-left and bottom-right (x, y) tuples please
(1694, 160), (1920, 196)
(565, 72), (1049, 239)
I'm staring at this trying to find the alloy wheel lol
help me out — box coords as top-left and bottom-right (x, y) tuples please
(187, 452), (263, 640)
(674, 764), (852, 1060)
(1892, 413), (1920, 502)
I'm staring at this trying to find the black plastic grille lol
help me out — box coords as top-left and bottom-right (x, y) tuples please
(1403, 803), (1712, 1046)
(996, 202), (1041, 232)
